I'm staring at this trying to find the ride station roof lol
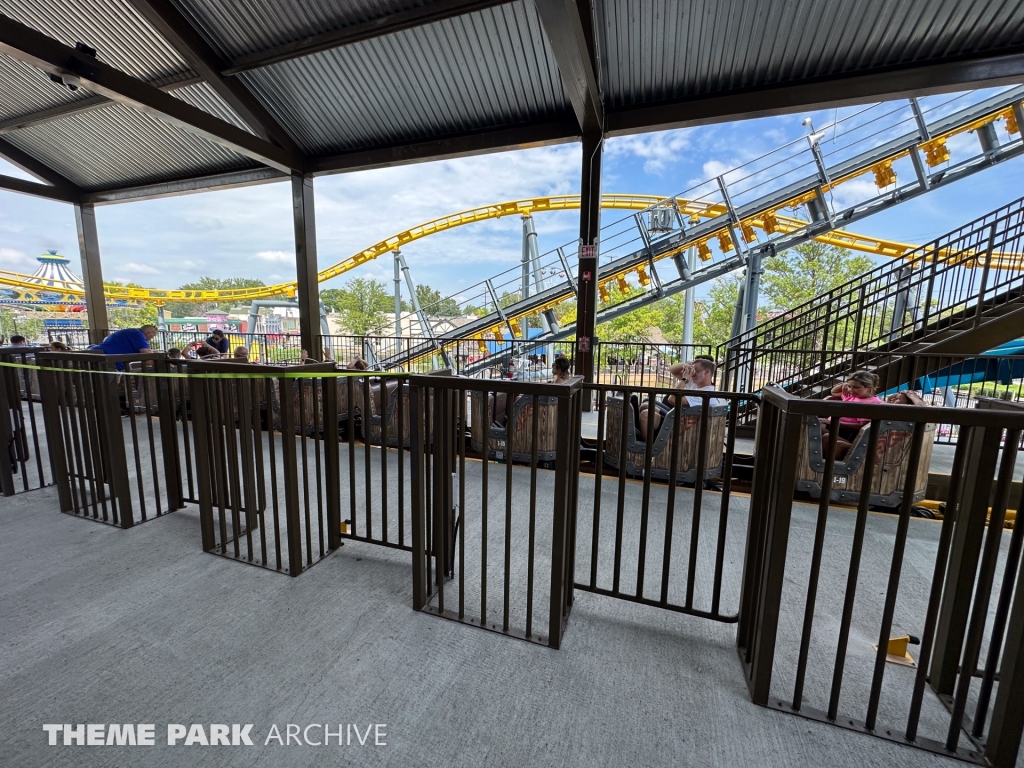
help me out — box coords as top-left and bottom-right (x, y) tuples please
(1, 0), (1024, 206)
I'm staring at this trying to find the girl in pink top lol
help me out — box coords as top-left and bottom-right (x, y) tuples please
(821, 371), (884, 459)
(833, 371), (883, 430)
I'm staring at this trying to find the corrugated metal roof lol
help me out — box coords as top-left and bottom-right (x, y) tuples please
(596, 0), (1024, 107)
(170, 0), (432, 61)
(4, 102), (254, 189)
(0, 55), (94, 122)
(171, 81), (253, 134)
(0, 0), (190, 79)
(3, 0), (1024, 194)
(234, 1), (569, 155)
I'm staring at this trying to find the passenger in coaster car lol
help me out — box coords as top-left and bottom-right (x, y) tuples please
(550, 356), (572, 384)
(820, 370), (884, 460)
(637, 357), (723, 441)
(491, 356), (572, 428)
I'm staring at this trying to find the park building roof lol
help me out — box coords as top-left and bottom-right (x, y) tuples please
(1, 0), (1023, 204)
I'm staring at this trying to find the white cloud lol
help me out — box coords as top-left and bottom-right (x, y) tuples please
(606, 130), (692, 174)
(0, 247), (36, 271)
(255, 250), (293, 263)
(121, 262), (161, 275)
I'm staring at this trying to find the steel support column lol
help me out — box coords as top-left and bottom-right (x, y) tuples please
(743, 247), (764, 334)
(521, 214), (533, 339)
(576, 130), (603, 400)
(394, 250), (403, 354)
(682, 246), (696, 346)
(73, 203), (108, 344)
(291, 173), (320, 360)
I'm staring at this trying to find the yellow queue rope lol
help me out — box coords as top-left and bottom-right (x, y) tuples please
(0, 360), (410, 379)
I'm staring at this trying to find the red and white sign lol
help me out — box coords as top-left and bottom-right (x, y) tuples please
(578, 336), (591, 353)
(579, 244), (597, 259)
(581, 270), (592, 282)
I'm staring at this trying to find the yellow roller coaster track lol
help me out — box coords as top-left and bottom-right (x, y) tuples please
(0, 195), (928, 304)
(3, 95), (1023, 305)
(0, 194), (1019, 307)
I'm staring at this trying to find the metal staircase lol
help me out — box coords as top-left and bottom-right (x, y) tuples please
(721, 197), (1024, 398)
(380, 86), (1024, 371)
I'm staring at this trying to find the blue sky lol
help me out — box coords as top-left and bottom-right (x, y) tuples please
(1, 86), (1022, 311)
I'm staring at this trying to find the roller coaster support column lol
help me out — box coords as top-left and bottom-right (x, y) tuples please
(576, 130), (603, 406)
(393, 250), (403, 355)
(292, 172), (321, 360)
(743, 246), (764, 334)
(399, 249), (451, 368)
(74, 202), (109, 345)
(682, 246), (696, 346)
(521, 214), (536, 339)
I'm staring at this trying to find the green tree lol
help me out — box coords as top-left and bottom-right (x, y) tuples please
(759, 241), (875, 351)
(163, 276), (268, 317)
(319, 288), (347, 314)
(0, 308), (44, 342)
(414, 285), (461, 317)
(333, 277), (392, 335)
(103, 282), (158, 330)
(693, 277), (742, 347)
(760, 241), (874, 312)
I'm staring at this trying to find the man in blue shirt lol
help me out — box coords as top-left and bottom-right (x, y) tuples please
(202, 328), (229, 357)
(89, 325), (159, 372)
(91, 325), (158, 355)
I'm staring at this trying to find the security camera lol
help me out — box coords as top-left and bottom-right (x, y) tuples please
(801, 117), (813, 127)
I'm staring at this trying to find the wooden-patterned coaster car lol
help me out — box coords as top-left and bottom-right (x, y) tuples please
(359, 378), (398, 445)
(795, 415), (935, 508)
(469, 390), (560, 466)
(3, 349), (41, 402)
(269, 369), (336, 435)
(602, 395), (729, 483)
(127, 360), (160, 414)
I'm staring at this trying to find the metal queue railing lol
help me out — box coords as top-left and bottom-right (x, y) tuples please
(33, 351), (184, 526)
(575, 384), (749, 622)
(409, 373), (584, 648)
(739, 387), (1024, 766)
(338, 372), (416, 552)
(721, 346), (1024, 443)
(592, 342), (714, 389)
(7, 354), (1024, 764)
(187, 360), (343, 576)
(0, 346), (49, 495)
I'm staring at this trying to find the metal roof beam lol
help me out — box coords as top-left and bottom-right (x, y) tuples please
(81, 167), (288, 205)
(0, 173), (77, 202)
(606, 50), (1024, 136)
(124, 0), (302, 156)
(0, 13), (302, 173)
(0, 137), (81, 197)
(222, 0), (513, 76)
(0, 72), (202, 135)
(534, 0), (603, 135)
(308, 118), (580, 175)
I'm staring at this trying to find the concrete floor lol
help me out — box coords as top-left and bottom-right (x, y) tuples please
(3, 469), (1022, 768)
